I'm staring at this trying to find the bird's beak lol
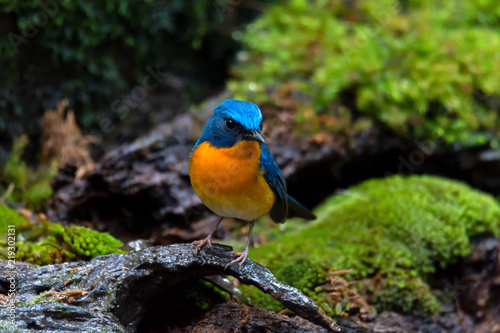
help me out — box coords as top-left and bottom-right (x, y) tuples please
(244, 130), (266, 144)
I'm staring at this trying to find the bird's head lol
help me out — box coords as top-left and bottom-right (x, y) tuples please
(199, 99), (266, 148)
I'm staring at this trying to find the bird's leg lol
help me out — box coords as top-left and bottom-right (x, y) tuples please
(225, 221), (255, 269)
(193, 216), (224, 254)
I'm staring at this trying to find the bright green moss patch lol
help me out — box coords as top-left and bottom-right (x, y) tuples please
(245, 175), (500, 315)
(230, 0), (500, 146)
(0, 205), (126, 265)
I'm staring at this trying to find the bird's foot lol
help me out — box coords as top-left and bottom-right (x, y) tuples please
(225, 249), (249, 270)
(192, 236), (213, 254)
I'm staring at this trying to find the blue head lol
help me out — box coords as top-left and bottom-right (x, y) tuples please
(197, 99), (265, 148)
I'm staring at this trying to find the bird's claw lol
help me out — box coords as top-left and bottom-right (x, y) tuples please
(224, 250), (249, 270)
(192, 237), (213, 254)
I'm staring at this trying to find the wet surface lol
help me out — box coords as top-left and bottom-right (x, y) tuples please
(0, 243), (352, 332)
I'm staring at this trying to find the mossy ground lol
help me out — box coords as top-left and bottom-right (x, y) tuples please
(229, 0), (500, 147)
(0, 205), (126, 265)
(240, 175), (500, 315)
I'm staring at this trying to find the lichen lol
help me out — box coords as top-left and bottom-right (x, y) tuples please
(244, 175), (500, 315)
(0, 205), (126, 265)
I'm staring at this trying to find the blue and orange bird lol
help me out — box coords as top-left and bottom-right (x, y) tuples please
(189, 99), (316, 268)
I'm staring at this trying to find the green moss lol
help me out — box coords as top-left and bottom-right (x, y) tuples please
(0, 202), (26, 227)
(373, 277), (438, 315)
(60, 225), (125, 261)
(241, 258), (332, 314)
(230, 0), (500, 147)
(0, 205), (126, 265)
(245, 175), (500, 314)
(0, 135), (57, 211)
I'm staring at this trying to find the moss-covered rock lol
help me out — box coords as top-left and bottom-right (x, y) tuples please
(229, 0), (500, 147)
(244, 175), (500, 315)
(0, 205), (126, 265)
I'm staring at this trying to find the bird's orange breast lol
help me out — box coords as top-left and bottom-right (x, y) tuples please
(189, 141), (275, 221)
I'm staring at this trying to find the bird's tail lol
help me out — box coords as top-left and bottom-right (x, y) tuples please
(286, 195), (316, 220)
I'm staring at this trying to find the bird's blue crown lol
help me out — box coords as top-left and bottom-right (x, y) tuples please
(214, 99), (262, 130)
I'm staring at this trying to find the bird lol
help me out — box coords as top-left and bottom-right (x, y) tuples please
(189, 99), (316, 268)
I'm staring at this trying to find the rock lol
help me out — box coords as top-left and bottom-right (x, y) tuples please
(338, 311), (473, 333)
(171, 300), (330, 332)
(0, 243), (356, 332)
(458, 234), (500, 327)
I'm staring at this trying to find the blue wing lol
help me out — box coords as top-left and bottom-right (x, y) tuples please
(259, 144), (288, 223)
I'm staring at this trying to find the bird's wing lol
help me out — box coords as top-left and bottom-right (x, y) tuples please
(259, 144), (288, 223)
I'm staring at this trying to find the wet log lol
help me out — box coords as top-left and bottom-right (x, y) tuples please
(0, 243), (361, 332)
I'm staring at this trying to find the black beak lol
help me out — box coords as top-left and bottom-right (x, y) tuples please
(244, 130), (266, 144)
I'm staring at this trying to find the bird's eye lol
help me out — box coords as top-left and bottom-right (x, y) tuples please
(226, 119), (236, 130)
